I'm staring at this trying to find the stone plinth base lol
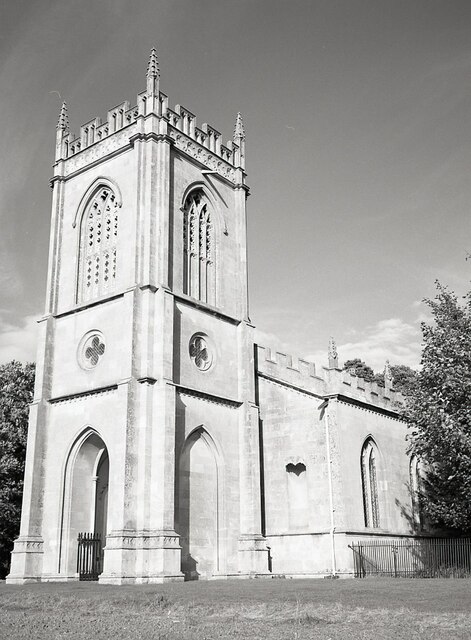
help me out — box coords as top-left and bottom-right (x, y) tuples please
(99, 574), (184, 585)
(40, 574), (80, 582)
(100, 530), (184, 584)
(237, 534), (270, 575)
(6, 536), (44, 584)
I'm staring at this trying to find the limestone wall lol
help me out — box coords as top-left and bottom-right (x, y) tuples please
(39, 387), (128, 578)
(256, 343), (415, 576)
(335, 400), (412, 534)
(175, 393), (241, 577)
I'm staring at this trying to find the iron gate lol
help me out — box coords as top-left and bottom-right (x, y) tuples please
(350, 538), (471, 578)
(77, 532), (102, 581)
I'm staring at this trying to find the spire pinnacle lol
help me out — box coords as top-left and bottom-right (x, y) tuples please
(146, 47), (160, 79)
(328, 336), (339, 369)
(384, 360), (393, 383)
(57, 101), (69, 131)
(233, 112), (245, 140)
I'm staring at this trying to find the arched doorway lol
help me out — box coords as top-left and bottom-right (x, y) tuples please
(178, 428), (221, 579)
(60, 430), (109, 578)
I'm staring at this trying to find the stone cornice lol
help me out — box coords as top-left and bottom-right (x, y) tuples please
(50, 286), (243, 324)
(334, 394), (403, 420)
(137, 377), (157, 385)
(53, 289), (132, 319)
(129, 131), (173, 146)
(52, 126), (135, 182)
(49, 384), (118, 405)
(168, 126), (237, 185)
(174, 383), (241, 408)
(257, 372), (325, 400)
(173, 292), (242, 325)
(344, 529), (435, 538)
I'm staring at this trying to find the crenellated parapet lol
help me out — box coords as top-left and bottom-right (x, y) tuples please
(256, 344), (404, 414)
(54, 48), (245, 183)
(329, 367), (404, 412)
(256, 345), (326, 397)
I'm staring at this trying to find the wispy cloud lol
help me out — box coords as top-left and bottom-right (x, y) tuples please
(254, 327), (291, 353)
(306, 317), (422, 371)
(0, 312), (38, 364)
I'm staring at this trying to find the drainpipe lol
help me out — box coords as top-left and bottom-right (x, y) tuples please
(319, 398), (337, 577)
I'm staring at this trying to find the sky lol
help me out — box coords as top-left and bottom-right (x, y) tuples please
(1, 0), (471, 371)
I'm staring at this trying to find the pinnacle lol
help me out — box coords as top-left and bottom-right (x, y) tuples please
(328, 336), (338, 367)
(328, 336), (337, 358)
(57, 101), (69, 131)
(146, 47), (160, 79)
(233, 111), (245, 140)
(384, 360), (393, 381)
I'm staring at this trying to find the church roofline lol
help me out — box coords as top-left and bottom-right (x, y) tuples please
(255, 343), (405, 415)
(55, 48), (245, 172)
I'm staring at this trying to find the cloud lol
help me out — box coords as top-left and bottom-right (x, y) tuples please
(0, 313), (38, 364)
(306, 318), (422, 371)
(254, 327), (291, 353)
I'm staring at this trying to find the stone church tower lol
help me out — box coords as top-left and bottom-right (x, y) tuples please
(8, 49), (268, 583)
(8, 48), (420, 584)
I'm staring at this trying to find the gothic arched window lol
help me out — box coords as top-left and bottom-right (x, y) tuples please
(183, 191), (215, 305)
(361, 439), (381, 528)
(77, 187), (119, 303)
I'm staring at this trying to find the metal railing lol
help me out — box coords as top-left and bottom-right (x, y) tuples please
(350, 537), (471, 578)
(77, 532), (103, 581)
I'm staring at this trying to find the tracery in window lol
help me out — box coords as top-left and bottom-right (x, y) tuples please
(77, 187), (119, 303)
(183, 190), (215, 305)
(361, 439), (381, 528)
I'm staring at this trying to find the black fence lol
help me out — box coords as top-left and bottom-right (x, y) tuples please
(350, 538), (471, 578)
(77, 533), (103, 581)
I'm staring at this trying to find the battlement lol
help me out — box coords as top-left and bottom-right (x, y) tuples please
(337, 367), (404, 409)
(55, 49), (244, 179)
(257, 345), (319, 379)
(256, 345), (326, 397)
(256, 344), (404, 413)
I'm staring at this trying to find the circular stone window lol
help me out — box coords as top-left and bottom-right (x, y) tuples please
(78, 331), (106, 370)
(189, 334), (213, 371)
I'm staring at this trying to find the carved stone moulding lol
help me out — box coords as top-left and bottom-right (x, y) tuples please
(169, 128), (236, 183)
(105, 530), (181, 550)
(12, 536), (44, 553)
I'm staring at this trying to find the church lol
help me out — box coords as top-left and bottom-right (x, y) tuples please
(7, 49), (419, 584)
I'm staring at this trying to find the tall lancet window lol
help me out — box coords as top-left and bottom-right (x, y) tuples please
(361, 439), (381, 528)
(183, 191), (215, 305)
(77, 187), (119, 303)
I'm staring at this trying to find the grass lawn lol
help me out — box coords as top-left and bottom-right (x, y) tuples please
(1, 577), (471, 640)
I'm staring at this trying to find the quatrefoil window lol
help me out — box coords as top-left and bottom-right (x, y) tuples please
(189, 334), (213, 371)
(79, 332), (106, 369)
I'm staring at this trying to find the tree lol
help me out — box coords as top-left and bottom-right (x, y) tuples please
(0, 361), (35, 578)
(342, 358), (375, 382)
(390, 364), (418, 396)
(344, 357), (417, 396)
(406, 282), (471, 533)
(373, 364), (418, 395)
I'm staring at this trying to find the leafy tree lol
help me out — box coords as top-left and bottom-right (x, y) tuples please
(390, 364), (417, 396)
(0, 361), (35, 578)
(406, 282), (471, 533)
(342, 358), (375, 382)
(372, 364), (417, 395)
(373, 371), (385, 387)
